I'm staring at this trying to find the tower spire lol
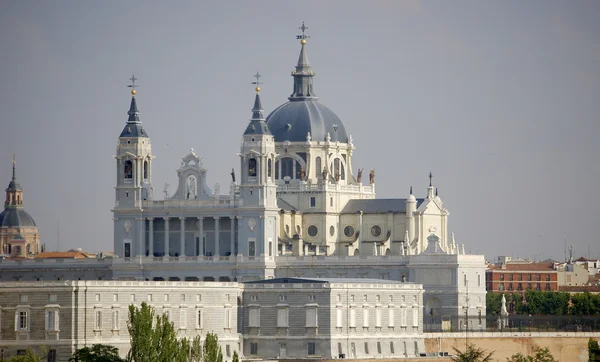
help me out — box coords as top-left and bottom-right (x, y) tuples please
(251, 71), (264, 121)
(243, 72), (271, 135)
(289, 22), (317, 101)
(12, 154), (16, 182)
(120, 74), (148, 137)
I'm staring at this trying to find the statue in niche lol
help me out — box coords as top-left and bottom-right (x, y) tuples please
(299, 167), (306, 180)
(322, 167), (328, 181)
(401, 273), (406, 282)
(230, 168), (236, 183)
(187, 176), (197, 200)
(357, 168), (363, 183)
(335, 172), (340, 182)
(124, 161), (133, 179)
(369, 169), (375, 185)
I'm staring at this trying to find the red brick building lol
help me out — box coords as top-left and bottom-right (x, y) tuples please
(486, 262), (558, 293)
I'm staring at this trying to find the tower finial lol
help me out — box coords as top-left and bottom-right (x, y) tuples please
(127, 74), (139, 96)
(12, 154), (16, 180)
(410, 185), (413, 195)
(252, 71), (263, 93)
(297, 21), (310, 44)
(429, 172), (433, 187)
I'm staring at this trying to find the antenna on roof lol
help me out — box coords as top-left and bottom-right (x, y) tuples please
(57, 220), (60, 252)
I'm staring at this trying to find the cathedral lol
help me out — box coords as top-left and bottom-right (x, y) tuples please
(111, 24), (486, 330)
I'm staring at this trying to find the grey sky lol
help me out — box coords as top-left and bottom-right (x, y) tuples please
(1, 1), (599, 262)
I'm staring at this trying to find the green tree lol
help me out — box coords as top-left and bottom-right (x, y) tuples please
(232, 350), (239, 362)
(506, 346), (557, 362)
(127, 302), (189, 362)
(486, 292), (502, 317)
(188, 335), (202, 362)
(451, 343), (494, 362)
(8, 348), (44, 362)
(203, 332), (224, 362)
(69, 344), (125, 362)
(589, 338), (600, 362)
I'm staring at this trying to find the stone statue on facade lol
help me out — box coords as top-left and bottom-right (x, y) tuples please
(357, 168), (363, 183)
(299, 167), (306, 180)
(163, 183), (170, 199)
(369, 169), (375, 185)
(230, 168), (236, 183)
(335, 172), (340, 182)
(322, 167), (328, 181)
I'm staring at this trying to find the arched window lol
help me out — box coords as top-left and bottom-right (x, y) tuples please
(281, 158), (294, 179)
(143, 161), (148, 179)
(333, 158), (345, 180)
(267, 159), (272, 178)
(248, 158), (257, 177)
(124, 160), (133, 179)
(315, 157), (321, 177)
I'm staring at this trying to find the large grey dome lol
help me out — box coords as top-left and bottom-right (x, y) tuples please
(266, 100), (348, 143)
(0, 208), (37, 228)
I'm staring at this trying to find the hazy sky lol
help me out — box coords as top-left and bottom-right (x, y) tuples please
(1, 1), (599, 262)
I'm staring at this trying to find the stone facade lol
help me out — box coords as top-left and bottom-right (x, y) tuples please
(0, 278), (426, 361)
(0, 280), (242, 361)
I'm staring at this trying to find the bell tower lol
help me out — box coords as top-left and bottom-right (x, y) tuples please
(236, 76), (278, 273)
(113, 75), (153, 257)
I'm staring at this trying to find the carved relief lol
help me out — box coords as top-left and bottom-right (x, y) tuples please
(124, 220), (132, 233)
(248, 218), (256, 231)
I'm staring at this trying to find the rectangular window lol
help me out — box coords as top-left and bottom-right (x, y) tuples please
(113, 294), (118, 302)
(95, 294), (100, 302)
(377, 342), (382, 354)
(350, 295), (355, 302)
(49, 294), (57, 302)
(363, 294), (368, 302)
(362, 308), (369, 327)
(19, 295), (28, 303)
(336, 308), (343, 328)
(130, 294), (135, 302)
(546, 274), (550, 281)
(330, 197), (333, 207)
(226, 345), (231, 358)
(499, 274), (504, 281)
(364, 342), (369, 354)
(464, 274), (468, 286)
(197, 294), (201, 302)
(249, 308), (260, 327)
(45, 310), (58, 330)
(306, 307), (318, 327)
(226, 294), (230, 302)
(147, 294), (152, 302)
(179, 309), (187, 329)
(388, 308), (395, 327)
(196, 309), (203, 329)
(349, 308), (356, 328)
(249, 241), (256, 257)
(527, 283), (532, 290)
(225, 309), (231, 329)
(95, 310), (102, 329)
(389, 295), (393, 302)
(308, 342), (316, 355)
(400, 307), (407, 326)
(509, 274), (514, 281)
(279, 294), (287, 302)
(47, 349), (57, 362)
(277, 308), (289, 327)
(250, 343), (258, 355)
(477, 274), (481, 286)
(112, 310), (119, 330)
(546, 283), (551, 291)
(375, 308), (382, 327)
(15, 310), (28, 330)
(164, 294), (169, 302)
(499, 282), (505, 291)
(310, 197), (316, 208)
(518, 274), (523, 281)
(181, 294), (186, 302)
(527, 274), (532, 281)
(337, 294), (341, 302)
(412, 307), (418, 327)
(269, 241), (272, 257)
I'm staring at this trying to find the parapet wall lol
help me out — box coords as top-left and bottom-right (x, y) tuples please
(425, 332), (600, 361)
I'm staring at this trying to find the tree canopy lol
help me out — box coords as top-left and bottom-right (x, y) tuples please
(451, 343), (494, 362)
(69, 344), (125, 362)
(506, 346), (557, 362)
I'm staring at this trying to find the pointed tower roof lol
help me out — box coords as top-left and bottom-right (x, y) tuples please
(7, 155), (21, 191)
(120, 74), (148, 138)
(289, 22), (317, 101)
(244, 72), (272, 136)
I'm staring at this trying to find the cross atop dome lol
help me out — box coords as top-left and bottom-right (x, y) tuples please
(127, 74), (138, 96)
(252, 71), (263, 93)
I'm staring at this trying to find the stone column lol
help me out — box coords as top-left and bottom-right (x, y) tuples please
(230, 216), (235, 257)
(179, 217), (185, 257)
(198, 217), (204, 256)
(214, 217), (220, 257)
(164, 217), (170, 257)
(138, 217), (145, 257)
(148, 218), (154, 257)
